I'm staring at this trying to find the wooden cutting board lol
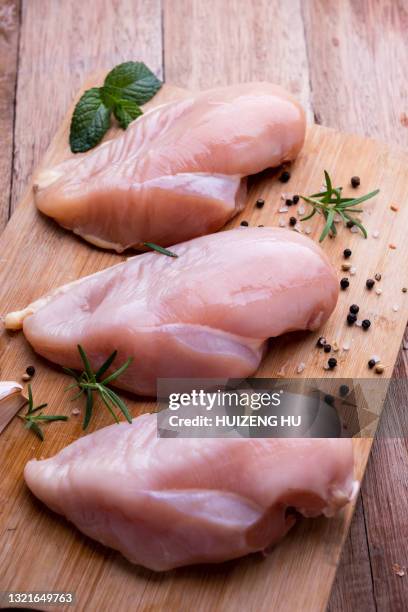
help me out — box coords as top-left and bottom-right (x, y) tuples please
(0, 79), (407, 612)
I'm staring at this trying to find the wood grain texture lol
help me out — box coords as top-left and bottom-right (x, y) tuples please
(302, 2), (408, 608)
(0, 78), (407, 610)
(302, 0), (408, 144)
(0, 0), (20, 231)
(163, 0), (313, 119)
(11, 0), (162, 211)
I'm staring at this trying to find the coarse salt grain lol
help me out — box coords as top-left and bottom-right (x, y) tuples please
(72, 408), (80, 416)
(279, 206), (289, 213)
(294, 225), (302, 233)
(351, 225), (359, 233)
(298, 205), (305, 215)
(305, 227), (312, 234)
(372, 230), (380, 238)
(296, 362), (306, 373)
(355, 320), (362, 327)
(278, 218), (286, 228)
(393, 304), (400, 312)
(350, 266), (357, 275)
(343, 343), (351, 351)
(280, 193), (288, 200)
(375, 288), (382, 295)
(370, 355), (381, 363)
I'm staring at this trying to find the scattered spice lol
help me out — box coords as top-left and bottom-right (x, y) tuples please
(366, 278), (375, 289)
(286, 198), (293, 207)
(341, 263), (351, 271)
(339, 384), (349, 397)
(255, 198), (265, 209)
(293, 195), (299, 204)
(324, 344), (332, 353)
(343, 248), (352, 258)
(324, 394), (335, 406)
(368, 359), (376, 369)
(390, 204), (399, 212)
(392, 563), (406, 577)
(279, 170), (291, 183)
(350, 304), (360, 315)
(240, 220), (249, 226)
(351, 176), (360, 188)
(340, 278), (350, 290)
(18, 384), (68, 441)
(347, 313), (357, 325)
(362, 319), (371, 330)
(375, 363), (384, 374)
(332, 341), (339, 352)
(26, 366), (35, 377)
(346, 220), (354, 228)
(389, 243), (397, 249)
(374, 273), (382, 281)
(316, 336), (327, 348)
(296, 362), (306, 374)
(402, 287), (407, 293)
(22, 373), (31, 382)
(258, 224), (264, 227)
(327, 357), (337, 369)
(289, 216), (297, 226)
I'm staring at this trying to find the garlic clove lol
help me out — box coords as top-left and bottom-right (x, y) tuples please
(0, 382), (27, 434)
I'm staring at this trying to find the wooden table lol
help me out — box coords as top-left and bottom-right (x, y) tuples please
(0, 1), (407, 609)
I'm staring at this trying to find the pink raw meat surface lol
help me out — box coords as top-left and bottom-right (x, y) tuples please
(6, 228), (339, 396)
(33, 83), (305, 251)
(24, 412), (357, 571)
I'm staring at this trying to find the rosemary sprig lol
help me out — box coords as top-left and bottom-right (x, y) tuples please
(63, 345), (133, 430)
(143, 242), (178, 258)
(18, 384), (68, 441)
(300, 170), (379, 242)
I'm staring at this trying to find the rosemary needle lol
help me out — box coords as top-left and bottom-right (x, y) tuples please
(300, 170), (379, 242)
(63, 345), (133, 430)
(143, 242), (178, 258)
(18, 384), (68, 441)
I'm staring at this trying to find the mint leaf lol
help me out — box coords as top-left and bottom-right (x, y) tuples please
(70, 88), (111, 153)
(104, 61), (162, 105)
(113, 100), (143, 129)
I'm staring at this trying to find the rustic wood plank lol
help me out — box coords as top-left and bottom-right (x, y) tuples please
(0, 0), (20, 231)
(163, 0), (313, 118)
(302, 1), (408, 609)
(302, 0), (408, 144)
(11, 0), (163, 211)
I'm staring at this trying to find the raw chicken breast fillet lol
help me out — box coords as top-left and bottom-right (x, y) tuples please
(33, 83), (306, 251)
(6, 228), (338, 396)
(24, 413), (358, 571)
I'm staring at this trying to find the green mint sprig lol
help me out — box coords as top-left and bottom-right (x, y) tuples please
(70, 61), (162, 153)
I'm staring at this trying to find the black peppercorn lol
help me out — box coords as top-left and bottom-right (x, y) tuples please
(340, 278), (350, 290)
(316, 336), (326, 348)
(26, 365), (35, 377)
(346, 220), (355, 228)
(292, 195), (299, 204)
(256, 198), (265, 208)
(328, 357), (337, 369)
(347, 313), (357, 325)
(324, 344), (331, 353)
(349, 304), (359, 315)
(279, 170), (291, 183)
(324, 394), (335, 406)
(339, 384), (349, 397)
(285, 198), (293, 206)
(343, 248), (352, 258)
(368, 359), (376, 369)
(240, 220), (249, 226)
(289, 216), (297, 226)
(362, 319), (371, 330)
(351, 176), (360, 188)
(366, 278), (375, 289)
